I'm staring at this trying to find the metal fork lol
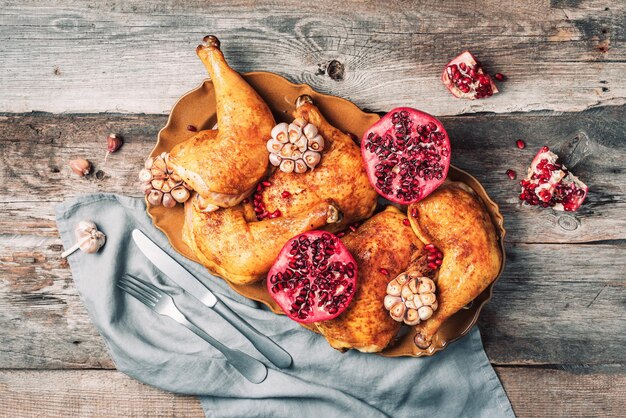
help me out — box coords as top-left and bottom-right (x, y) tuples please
(117, 274), (268, 384)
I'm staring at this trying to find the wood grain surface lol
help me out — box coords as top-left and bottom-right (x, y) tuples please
(1, 0), (625, 417)
(0, 1), (624, 115)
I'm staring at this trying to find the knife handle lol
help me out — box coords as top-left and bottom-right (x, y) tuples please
(213, 300), (293, 369)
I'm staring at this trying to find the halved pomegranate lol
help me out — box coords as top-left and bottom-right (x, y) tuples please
(442, 51), (499, 99)
(361, 107), (451, 204)
(520, 146), (588, 211)
(267, 231), (357, 323)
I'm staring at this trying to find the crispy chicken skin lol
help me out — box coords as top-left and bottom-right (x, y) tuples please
(408, 182), (502, 348)
(169, 36), (275, 207)
(314, 207), (422, 352)
(257, 96), (378, 232)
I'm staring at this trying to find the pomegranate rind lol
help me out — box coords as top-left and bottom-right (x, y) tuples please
(520, 147), (588, 211)
(441, 50), (499, 100)
(267, 230), (358, 324)
(361, 107), (451, 205)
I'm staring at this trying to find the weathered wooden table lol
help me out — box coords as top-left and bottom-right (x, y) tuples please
(1, 1), (624, 416)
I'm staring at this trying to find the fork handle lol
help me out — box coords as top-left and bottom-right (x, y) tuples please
(213, 301), (292, 369)
(170, 312), (268, 384)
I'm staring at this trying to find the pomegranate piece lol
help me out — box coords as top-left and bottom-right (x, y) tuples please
(267, 231), (358, 323)
(361, 108), (451, 204)
(506, 169), (517, 180)
(441, 51), (499, 100)
(519, 146), (588, 211)
(516, 139), (526, 149)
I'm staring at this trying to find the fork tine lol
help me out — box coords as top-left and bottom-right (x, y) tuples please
(116, 281), (157, 307)
(120, 278), (160, 305)
(123, 273), (162, 300)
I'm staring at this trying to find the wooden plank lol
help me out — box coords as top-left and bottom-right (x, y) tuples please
(0, 368), (624, 417)
(0, 1), (624, 115)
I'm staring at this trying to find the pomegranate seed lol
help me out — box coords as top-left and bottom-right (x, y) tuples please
(411, 208), (418, 218)
(436, 251), (443, 259)
(336, 232), (345, 238)
(262, 181), (272, 187)
(506, 169), (517, 180)
(257, 184), (263, 192)
(186, 125), (197, 132)
(349, 224), (358, 232)
(516, 140), (526, 149)
(269, 209), (282, 219)
(494, 73), (505, 81)
(402, 218), (410, 226)
(424, 244), (436, 252)
(242, 198), (249, 204)
(427, 262), (438, 270)
(379, 268), (389, 276)
(281, 191), (292, 198)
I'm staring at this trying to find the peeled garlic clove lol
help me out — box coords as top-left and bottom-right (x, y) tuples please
(269, 153), (282, 167)
(389, 302), (406, 322)
(401, 283), (414, 301)
(266, 138), (283, 153)
(162, 192), (176, 208)
(288, 123), (302, 143)
(138, 168), (153, 183)
(295, 136), (308, 153)
(279, 159), (295, 173)
(147, 190), (163, 206)
(307, 134), (325, 151)
(418, 277), (436, 293)
(279, 143), (296, 159)
(303, 123), (318, 140)
(171, 186), (190, 203)
(408, 277), (419, 294)
(271, 123), (289, 143)
(384, 295), (402, 310)
(303, 150), (321, 169)
(419, 292), (436, 306)
(386, 279), (402, 296)
(69, 158), (92, 177)
(418, 306), (434, 321)
(293, 159), (308, 174)
(404, 308), (421, 326)
(292, 117), (307, 128)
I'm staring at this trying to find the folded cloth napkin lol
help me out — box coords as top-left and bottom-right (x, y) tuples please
(56, 193), (514, 418)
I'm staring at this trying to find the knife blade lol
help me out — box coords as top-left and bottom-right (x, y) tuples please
(131, 229), (292, 369)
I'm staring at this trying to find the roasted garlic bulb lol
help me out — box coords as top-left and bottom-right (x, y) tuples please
(384, 272), (438, 326)
(267, 118), (324, 173)
(139, 152), (191, 207)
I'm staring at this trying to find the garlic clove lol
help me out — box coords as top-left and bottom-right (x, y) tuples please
(69, 158), (92, 177)
(307, 135), (325, 151)
(291, 150), (303, 160)
(386, 278), (402, 296)
(431, 300), (438, 311)
(395, 273), (409, 286)
(418, 277), (436, 293)
(170, 173), (182, 183)
(404, 308), (421, 326)
(150, 167), (167, 179)
(288, 123), (302, 143)
(295, 136), (308, 153)
(106, 133), (123, 154)
(405, 298), (418, 310)
(303, 123), (318, 140)
(279, 143), (296, 159)
(151, 179), (164, 190)
(271, 122), (289, 143)
(389, 302), (406, 322)
(160, 181), (172, 193)
(141, 183), (153, 195)
(138, 168), (153, 183)
(147, 190), (163, 206)
(408, 277), (419, 294)
(171, 186), (190, 203)
(418, 306), (434, 321)
(269, 153), (282, 167)
(162, 192), (176, 208)
(419, 292), (436, 306)
(401, 283), (414, 301)
(294, 159), (308, 174)
(279, 159), (295, 173)
(266, 138), (283, 153)
(292, 117), (307, 128)
(384, 295), (402, 310)
(152, 155), (167, 172)
(303, 150), (321, 169)
(144, 157), (154, 170)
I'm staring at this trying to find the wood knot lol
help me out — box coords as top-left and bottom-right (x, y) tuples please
(326, 60), (345, 81)
(557, 214), (580, 231)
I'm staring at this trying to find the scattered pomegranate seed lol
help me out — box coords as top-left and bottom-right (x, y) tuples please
(336, 232), (346, 238)
(269, 209), (282, 219)
(494, 73), (505, 81)
(506, 169), (517, 180)
(516, 139), (526, 149)
(187, 125), (197, 132)
(281, 191), (291, 198)
(411, 208), (419, 218)
(262, 181), (272, 187)
(349, 225), (357, 232)
(379, 268), (389, 276)
(402, 218), (410, 226)
(242, 198), (249, 204)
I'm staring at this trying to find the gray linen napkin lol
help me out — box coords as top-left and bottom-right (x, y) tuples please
(56, 193), (514, 418)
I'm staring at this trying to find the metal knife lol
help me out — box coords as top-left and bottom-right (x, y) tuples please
(132, 229), (292, 369)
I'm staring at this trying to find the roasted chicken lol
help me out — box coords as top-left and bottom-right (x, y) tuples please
(169, 36), (275, 209)
(257, 95), (378, 232)
(408, 182), (502, 348)
(314, 207), (422, 352)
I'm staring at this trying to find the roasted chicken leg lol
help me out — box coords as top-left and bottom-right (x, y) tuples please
(169, 36), (275, 209)
(408, 182), (502, 348)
